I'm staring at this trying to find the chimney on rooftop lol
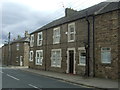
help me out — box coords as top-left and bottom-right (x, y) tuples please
(17, 35), (21, 39)
(24, 31), (30, 38)
(65, 8), (78, 17)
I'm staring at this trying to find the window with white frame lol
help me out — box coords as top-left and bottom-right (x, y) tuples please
(35, 50), (43, 65)
(68, 23), (75, 42)
(29, 51), (33, 61)
(53, 27), (60, 44)
(30, 34), (34, 47)
(101, 47), (111, 64)
(16, 43), (19, 51)
(78, 47), (86, 66)
(37, 32), (43, 46)
(51, 49), (62, 67)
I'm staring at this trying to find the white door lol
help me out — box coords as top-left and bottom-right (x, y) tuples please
(20, 56), (23, 66)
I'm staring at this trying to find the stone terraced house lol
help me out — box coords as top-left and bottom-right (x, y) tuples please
(2, 31), (30, 66)
(29, 1), (120, 79)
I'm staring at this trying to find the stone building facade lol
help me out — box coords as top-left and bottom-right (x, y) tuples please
(29, 2), (119, 79)
(2, 31), (30, 66)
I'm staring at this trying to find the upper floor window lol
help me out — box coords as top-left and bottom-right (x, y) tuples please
(30, 34), (34, 47)
(29, 51), (33, 61)
(16, 43), (19, 51)
(68, 22), (75, 42)
(51, 49), (62, 67)
(101, 47), (111, 64)
(37, 32), (43, 46)
(35, 50), (43, 65)
(53, 27), (60, 44)
(78, 47), (86, 66)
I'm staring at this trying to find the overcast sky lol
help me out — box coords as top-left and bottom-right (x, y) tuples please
(0, 0), (109, 47)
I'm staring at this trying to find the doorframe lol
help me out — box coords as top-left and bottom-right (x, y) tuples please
(66, 48), (76, 74)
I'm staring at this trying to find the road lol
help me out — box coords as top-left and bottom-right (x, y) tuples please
(1, 67), (93, 90)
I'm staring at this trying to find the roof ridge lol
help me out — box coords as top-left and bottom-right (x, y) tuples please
(94, 2), (111, 15)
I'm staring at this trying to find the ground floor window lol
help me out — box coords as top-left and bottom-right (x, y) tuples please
(78, 47), (86, 66)
(51, 49), (62, 67)
(101, 47), (111, 64)
(29, 51), (33, 61)
(35, 50), (43, 65)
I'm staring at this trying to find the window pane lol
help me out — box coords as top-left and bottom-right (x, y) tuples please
(51, 50), (61, 67)
(101, 50), (111, 63)
(39, 34), (42, 40)
(70, 34), (74, 40)
(70, 26), (74, 32)
(53, 28), (60, 44)
(79, 52), (86, 65)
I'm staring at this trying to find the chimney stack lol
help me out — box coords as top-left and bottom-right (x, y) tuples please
(65, 8), (78, 17)
(17, 35), (21, 39)
(24, 31), (29, 38)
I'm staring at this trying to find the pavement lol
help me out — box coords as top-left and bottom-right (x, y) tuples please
(17, 67), (119, 89)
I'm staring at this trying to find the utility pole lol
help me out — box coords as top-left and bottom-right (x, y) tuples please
(8, 32), (11, 66)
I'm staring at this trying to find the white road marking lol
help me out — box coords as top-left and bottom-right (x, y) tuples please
(0, 71), (3, 73)
(7, 74), (20, 80)
(28, 84), (38, 88)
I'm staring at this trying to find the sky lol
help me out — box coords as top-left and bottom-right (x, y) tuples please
(0, 0), (111, 47)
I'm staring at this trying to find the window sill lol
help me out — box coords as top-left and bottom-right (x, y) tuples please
(101, 63), (111, 65)
(78, 64), (86, 66)
(51, 65), (61, 68)
(68, 40), (75, 42)
(37, 45), (42, 46)
(35, 64), (42, 66)
(53, 42), (60, 44)
(29, 60), (33, 62)
(30, 46), (34, 47)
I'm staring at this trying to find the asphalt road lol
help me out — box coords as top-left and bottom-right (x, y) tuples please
(1, 67), (93, 90)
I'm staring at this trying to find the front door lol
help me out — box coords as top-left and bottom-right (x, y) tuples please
(69, 50), (74, 74)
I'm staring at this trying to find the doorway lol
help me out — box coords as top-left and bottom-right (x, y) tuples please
(66, 48), (76, 74)
(69, 50), (74, 73)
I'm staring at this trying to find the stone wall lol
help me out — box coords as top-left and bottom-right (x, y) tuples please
(95, 10), (119, 79)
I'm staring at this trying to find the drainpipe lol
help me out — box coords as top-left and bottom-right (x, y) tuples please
(92, 15), (95, 77)
(8, 32), (11, 66)
(45, 30), (47, 71)
(85, 12), (90, 77)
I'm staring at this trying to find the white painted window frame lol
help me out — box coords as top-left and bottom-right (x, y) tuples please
(37, 32), (43, 46)
(30, 34), (34, 47)
(29, 51), (33, 61)
(68, 22), (76, 42)
(101, 47), (111, 64)
(66, 48), (76, 74)
(35, 50), (43, 65)
(16, 43), (19, 51)
(51, 49), (62, 68)
(78, 47), (86, 66)
(53, 27), (60, 44)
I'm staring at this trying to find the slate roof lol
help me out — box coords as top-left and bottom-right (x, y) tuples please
(31, 2), (119, 34)
(10, 37), (29, 44)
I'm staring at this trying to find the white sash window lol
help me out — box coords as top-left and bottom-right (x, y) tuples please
(29, 51), (33, 61)
(53, 27), (60, 44)
(35, 50), (43, 65)
(51, 49), (62, 67)
(68, 23), (75, 42)
(37, 32), (43, 46)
